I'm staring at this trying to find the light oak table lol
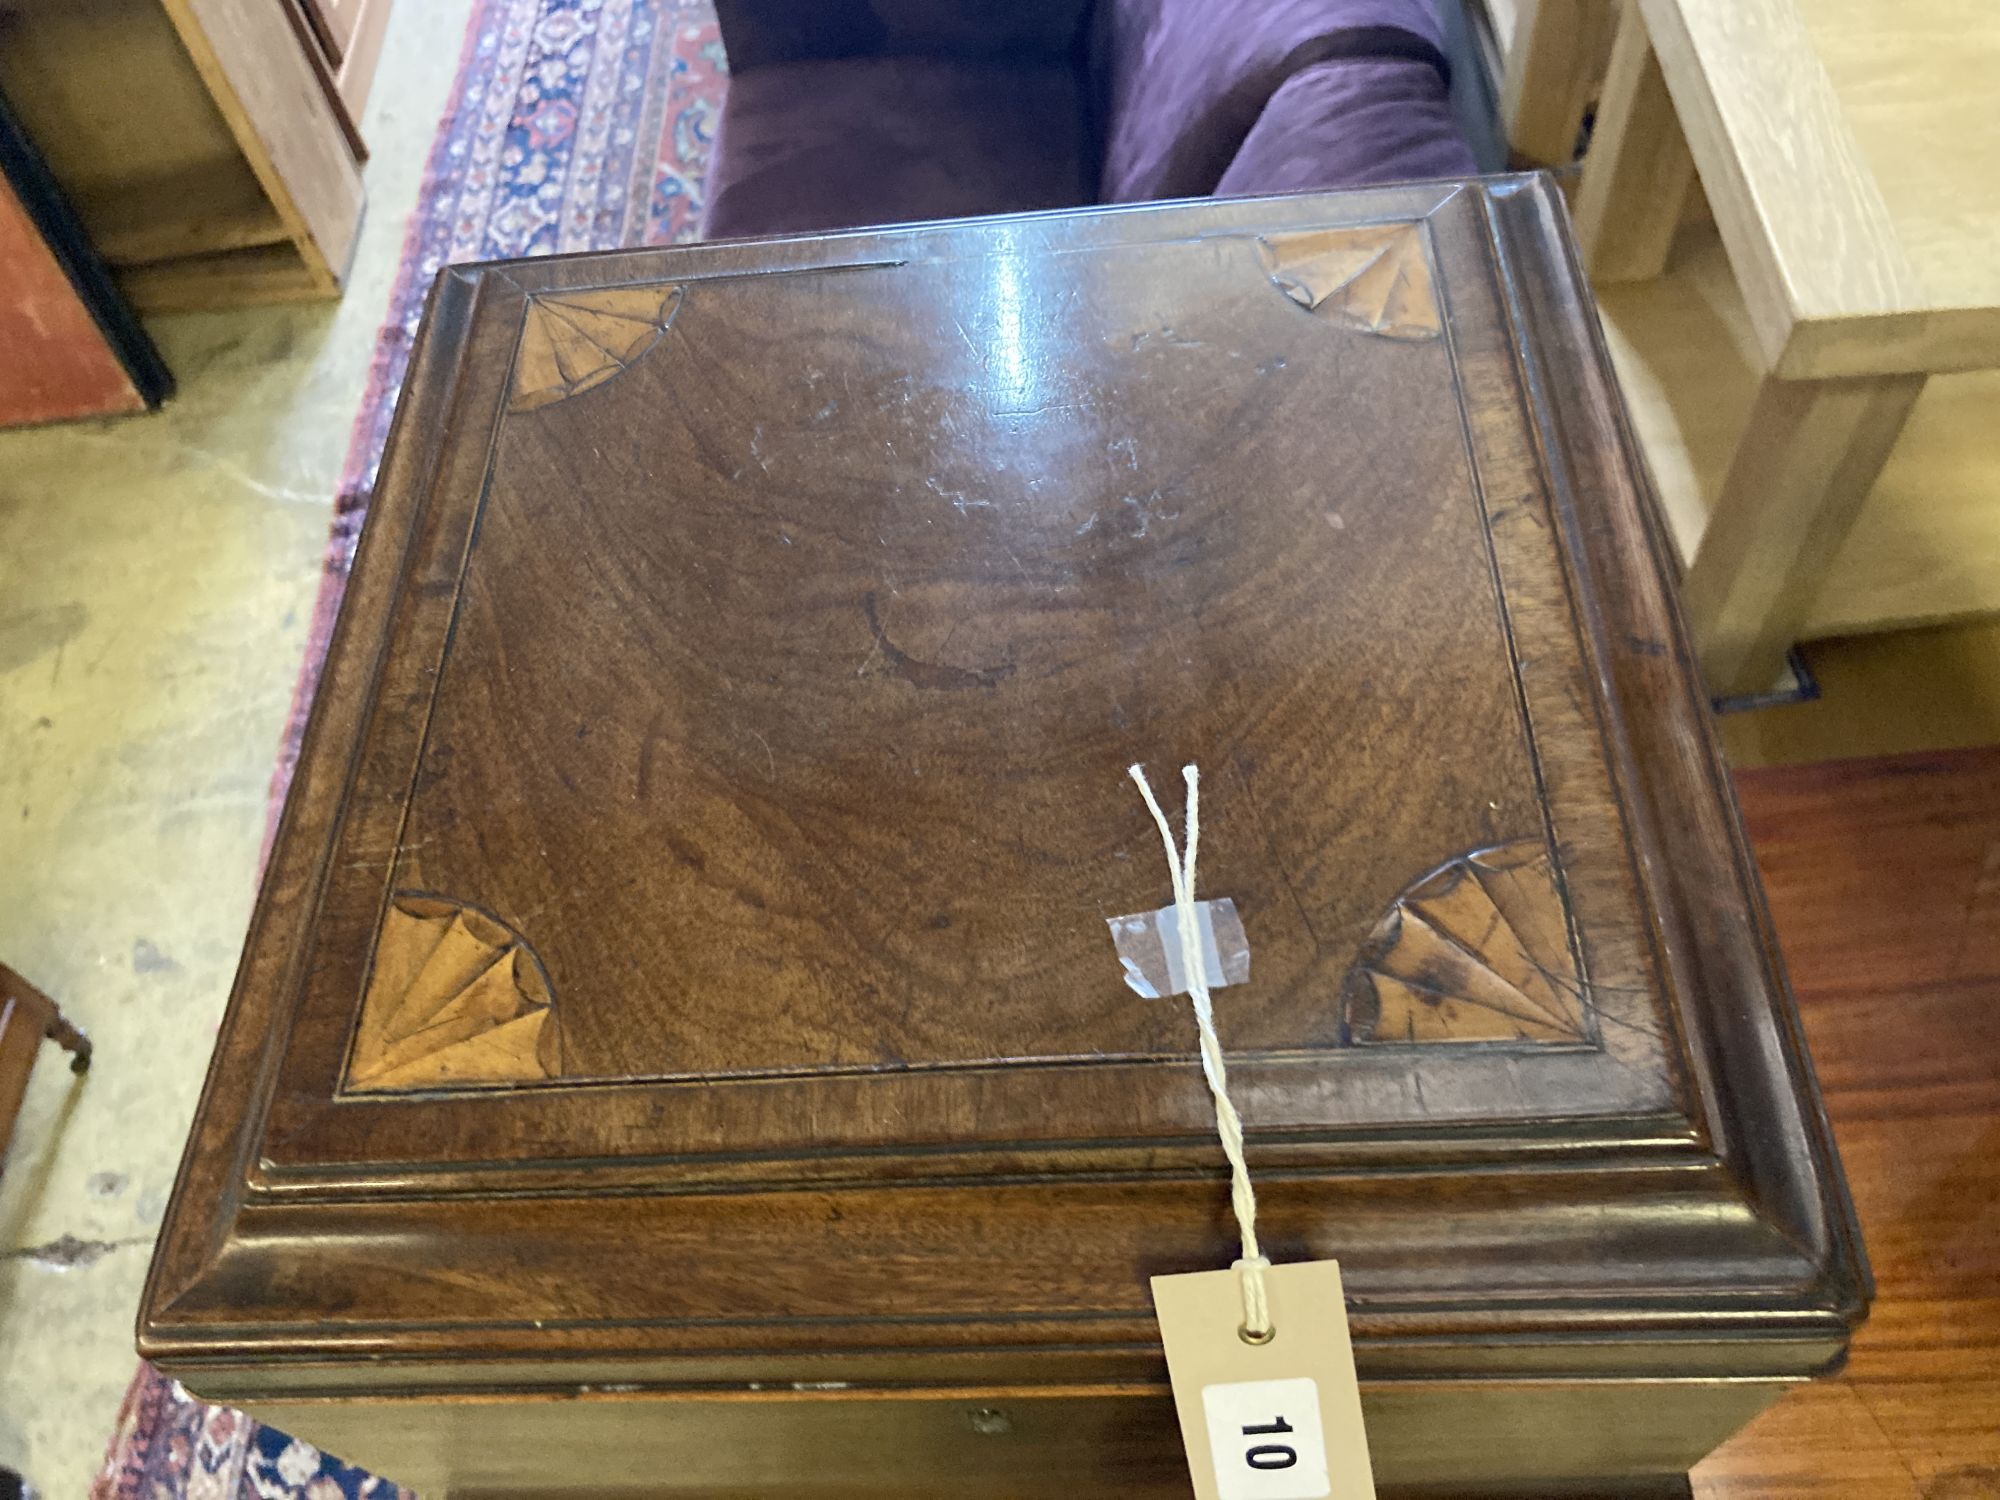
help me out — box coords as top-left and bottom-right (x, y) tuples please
(1500, 0), (2000, 696)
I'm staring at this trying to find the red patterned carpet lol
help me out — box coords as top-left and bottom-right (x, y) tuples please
(92, 3), (724, 1496)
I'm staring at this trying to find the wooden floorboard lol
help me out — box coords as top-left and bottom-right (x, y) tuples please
(1693, 746), (2000, 1498)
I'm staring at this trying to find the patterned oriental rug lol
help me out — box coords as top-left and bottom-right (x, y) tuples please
(91, 3), (723, 1495)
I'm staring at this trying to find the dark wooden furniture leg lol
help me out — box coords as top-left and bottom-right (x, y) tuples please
(0, 960), (90, 1073)
(0, 960), (90, 1165)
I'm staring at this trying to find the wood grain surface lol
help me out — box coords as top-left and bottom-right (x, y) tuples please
(0, 0), (360, 309)
(1594, 228), (2000, 642)
(1498, 0), (1616, 168)
(0, 165), (147, 426)
(1787, 0), (2000, 367)
(1571, 0), (1693, 285)
(277, 748), (2000, 1497)
(1340, 841), (1589, 1044)
(380, 217), (1524, 1087)
(1501, 0), (2000, 674)
(1505, 0), (2000, 373)
(346, 895), (559, 1091)
(1694, 747), (2000, 1499)
(161, 0), (362, 288)
(254, 187), (1691, 1176)
(1637, 0), (2000, 377)
(1681, 370), (1924, 693)
(0, 0), (264, 259)
(141, 181), (1866, 1495)
(1255, 222), (1442, 337)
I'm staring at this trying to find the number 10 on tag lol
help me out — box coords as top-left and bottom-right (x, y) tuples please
(1202, 1378), (1329, 1500)
(1152, 1259), (1375, 1500)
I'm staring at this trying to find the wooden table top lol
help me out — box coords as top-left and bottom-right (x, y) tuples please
(226, 182), (1702, 1163)
(1641, 0), (2000, 378)
(142, 182), (1863, 1446)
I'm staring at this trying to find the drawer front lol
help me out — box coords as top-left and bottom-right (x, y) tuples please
(245, 1377), (1788, 1497)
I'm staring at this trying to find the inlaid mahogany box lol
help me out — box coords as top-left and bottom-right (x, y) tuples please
(141, 176), (1866, 1498)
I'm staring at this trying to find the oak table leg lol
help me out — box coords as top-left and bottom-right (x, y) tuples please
(1683, 372), (1926, 697)
(1572, 0), (1695, 283)
(1501, 0), (1619, 169)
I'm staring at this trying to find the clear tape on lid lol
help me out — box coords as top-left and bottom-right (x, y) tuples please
(1107, 896), (1250, 1000)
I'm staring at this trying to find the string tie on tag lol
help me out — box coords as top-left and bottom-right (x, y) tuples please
(1130, 762), (1272, 1342)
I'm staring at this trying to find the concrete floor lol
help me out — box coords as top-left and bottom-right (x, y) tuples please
(0, 2), (472, 1493)
(1, 8), (1997, 1493)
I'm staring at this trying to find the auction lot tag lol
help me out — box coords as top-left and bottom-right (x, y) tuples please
(1202, 1377), (1328, 1499)
(1153, 1260), (1375, 1500)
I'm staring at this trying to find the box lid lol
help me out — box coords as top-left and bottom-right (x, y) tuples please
(141, 177), (1865, 1399)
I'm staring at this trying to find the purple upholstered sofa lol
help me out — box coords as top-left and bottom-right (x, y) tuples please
(700, 0), (1477, 240)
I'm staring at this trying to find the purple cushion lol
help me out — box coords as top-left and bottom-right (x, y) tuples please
(1214, 56), (1475, 197)
(714, 0), (1091, 73)
(1093, 0), (1454, 202)
(701, 56), (1091, 239)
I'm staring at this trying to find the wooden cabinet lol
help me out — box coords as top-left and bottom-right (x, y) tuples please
(0, 0), (390, 312)
(140, 178), (1865, 1497)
